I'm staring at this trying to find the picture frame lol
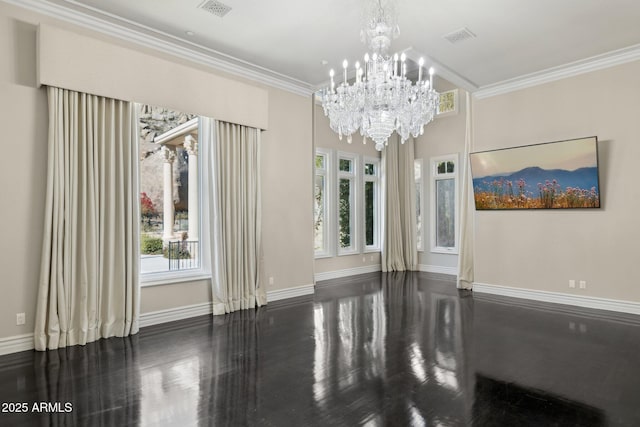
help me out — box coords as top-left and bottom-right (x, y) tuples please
(469, 136), (600, 210)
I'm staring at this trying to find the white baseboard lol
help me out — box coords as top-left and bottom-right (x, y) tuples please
(0, 333), (34, 356)
(315, 264), (382, 282)
(474, 282), (640, 316)
(140, 284), (316, 327)
(0, 285), (317, 356)
(418, 264), (457, 276)
(139, 302), (213, 328)
(267, 284), (315, 302)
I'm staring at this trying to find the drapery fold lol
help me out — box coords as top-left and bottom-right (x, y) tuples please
(382, 135), (418, 272)
(457, 91), (474, 289)
(35, 87), (139, 351)
(201, 118), (265, 315)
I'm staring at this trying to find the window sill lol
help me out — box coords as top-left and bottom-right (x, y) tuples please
(315, 253), (334, 260)
(430, 248), (459, 255)
(141, 273), (211, 287)
(363, 248), (381, 254)
(337, 250), (359, 257)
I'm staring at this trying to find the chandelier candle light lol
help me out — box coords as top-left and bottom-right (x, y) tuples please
(321, 0), (439, 151)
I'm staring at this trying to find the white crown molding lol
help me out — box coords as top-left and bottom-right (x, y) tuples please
(418, 264), (457, 276)
(474, 43), (640, 99)
(2, 0), (315, 97)
(0, 333), (34, 356)
(315, 264), (381, 282)
(473, 282), (640, 316)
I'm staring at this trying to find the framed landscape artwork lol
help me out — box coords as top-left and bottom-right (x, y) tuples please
(470, 136), (600, 210)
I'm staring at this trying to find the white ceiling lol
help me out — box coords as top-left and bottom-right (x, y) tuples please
(41, 0), (640, 91)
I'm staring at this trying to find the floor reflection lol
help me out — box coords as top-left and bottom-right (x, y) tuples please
(311, 272), (473, 426)
(1, 272), (640, 426)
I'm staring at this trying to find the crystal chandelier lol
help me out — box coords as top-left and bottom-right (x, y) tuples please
(320, 0), (439, 151)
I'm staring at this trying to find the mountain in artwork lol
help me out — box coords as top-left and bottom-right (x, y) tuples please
(473, 166), (599, 195)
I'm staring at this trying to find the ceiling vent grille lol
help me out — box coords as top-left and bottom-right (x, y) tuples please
(198, 0), (232, 17)
(443, 27), (476, 44)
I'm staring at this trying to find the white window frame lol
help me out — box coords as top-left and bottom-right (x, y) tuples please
(140, 115), (207, 286)
(314, 148), (334, 258)
(430, 154), (459, 254)
(415, 158), (424, 252)
(363, 157), (381, 252)
(337, 152), (359, 256)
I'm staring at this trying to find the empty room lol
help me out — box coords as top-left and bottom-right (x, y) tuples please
(1, 0), (639, 425)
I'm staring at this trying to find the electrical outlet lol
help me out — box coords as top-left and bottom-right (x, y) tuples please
(579, 280), (587, 289)
(16, 313), (25, 326)
(569, 280), (576, 289)
(362, 256), (366, 263)
(268, 277), (274, 285)
(370, 255), (374, 261)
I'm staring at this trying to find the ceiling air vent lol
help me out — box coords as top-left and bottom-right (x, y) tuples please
(443, 27), (476, 44)
(198, 0), (232, 17)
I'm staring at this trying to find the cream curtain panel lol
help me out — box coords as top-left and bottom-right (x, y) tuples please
(201, 118), (266, 315)
(35, 87), (139, 351)
(457, 92), (474, 290)
(382, 135), (418, 272)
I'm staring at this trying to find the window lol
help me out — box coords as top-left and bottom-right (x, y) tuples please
(437, 89), (459, 116)
(338, 153), (358, 255)
(430, 154), (458, 254)
(415, 159), (424, 251)
(138, 104), (203, 280)
(315, 149), (380, 258)
(364, 158), (380, 251)
(314, 149), (332, 257)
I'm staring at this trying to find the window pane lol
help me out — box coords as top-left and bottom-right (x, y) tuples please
(139, 104), (200, 274)
(365, 181), (374, 246)
(339, 158), (352, 172)
(339, 178), (352, 248)
(314, 174), (325, 252)
(447, 161), (455, 173)
(364, 163), (375, 175)
(437, 161), (446, 175)
(315, 154), (325, 169)
(436, 178), (455, 248)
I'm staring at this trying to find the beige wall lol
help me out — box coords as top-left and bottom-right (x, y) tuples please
(0, 5), (48, 339)
(472, 60), (640, 302)
(0, 2), (314, 339)
(140, 280), (211, 313)
(261, 88), (314, 290)
(415, 80), (467, 270)
(313, 103), (382, 274)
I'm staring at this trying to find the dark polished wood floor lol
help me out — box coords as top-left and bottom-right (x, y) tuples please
(1, 272), (640, 426)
